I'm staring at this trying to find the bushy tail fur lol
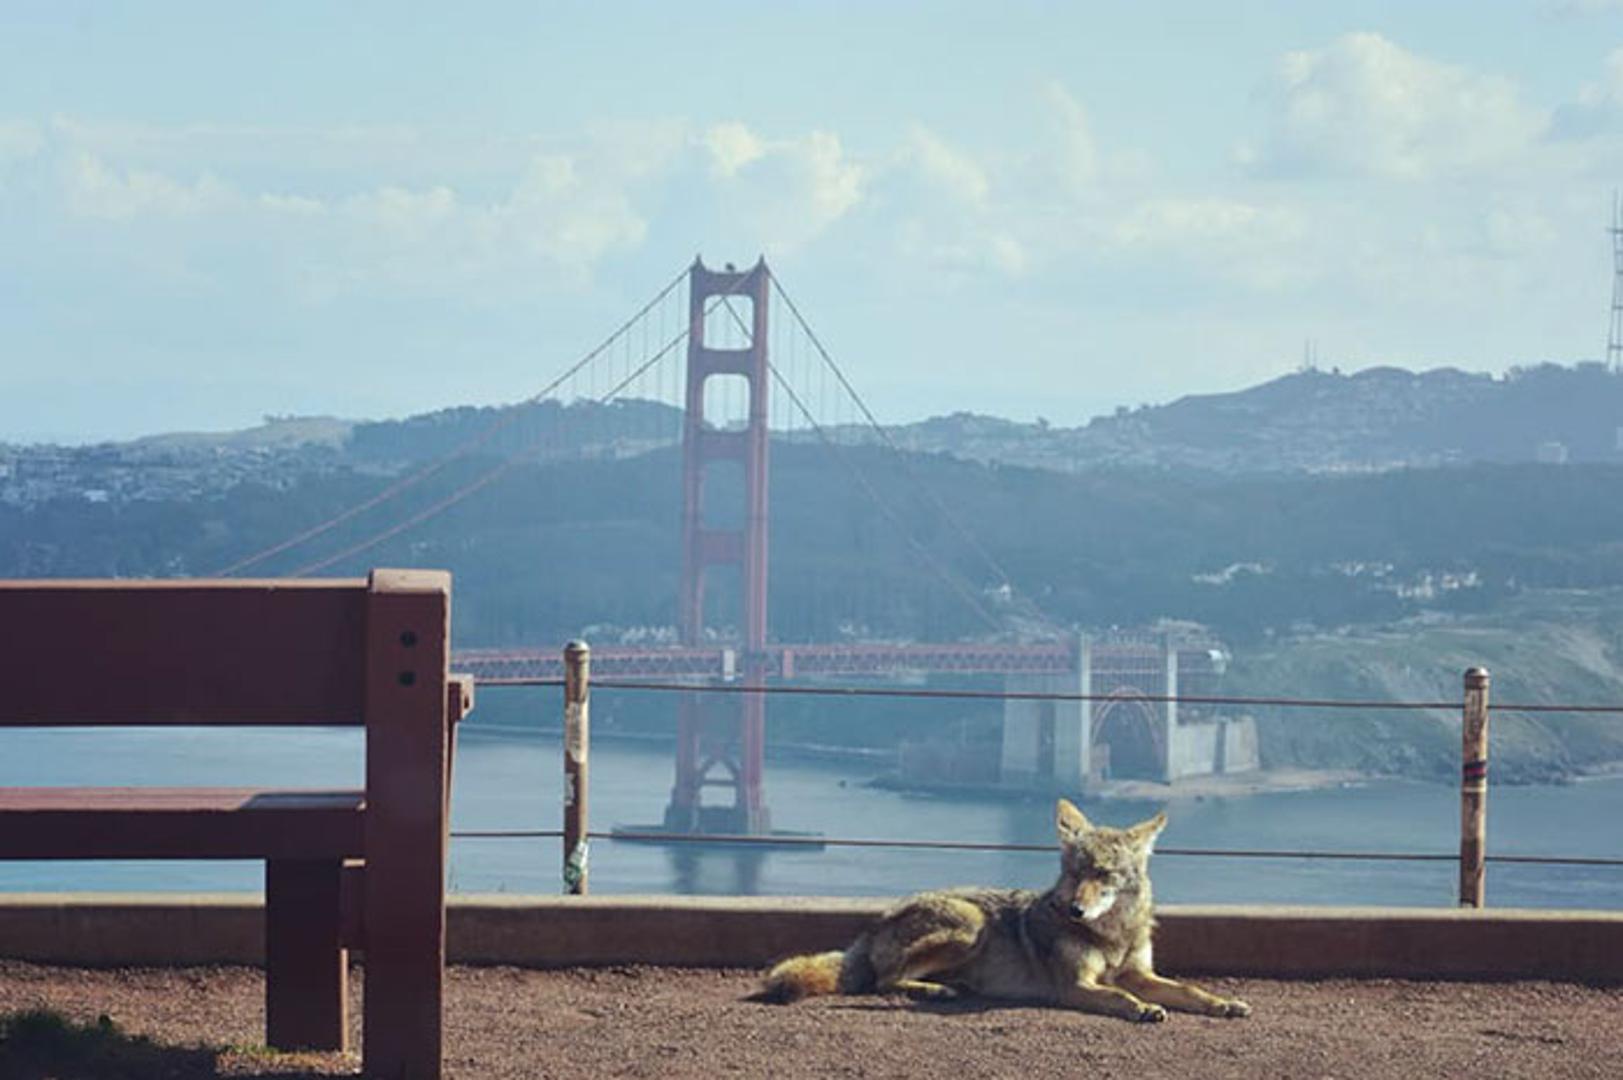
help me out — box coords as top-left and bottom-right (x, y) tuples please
(758, 935), (875, 1004)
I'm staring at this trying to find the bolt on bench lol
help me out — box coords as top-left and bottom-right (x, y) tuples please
(0, 569), (471, 1080)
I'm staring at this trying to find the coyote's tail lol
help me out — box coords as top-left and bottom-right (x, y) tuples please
(758, 936), (875, 1004)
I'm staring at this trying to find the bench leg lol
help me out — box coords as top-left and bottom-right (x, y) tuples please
(266, 858), (349, 1053)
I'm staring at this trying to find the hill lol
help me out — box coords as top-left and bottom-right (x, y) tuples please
(864, 362), (1623, 473)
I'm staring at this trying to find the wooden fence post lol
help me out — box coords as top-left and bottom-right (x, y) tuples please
(563, 641), (590, 895)
(1459, 667), (1490, 908)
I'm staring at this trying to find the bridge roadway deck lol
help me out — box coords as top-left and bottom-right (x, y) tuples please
(455, 641), (1080, 681)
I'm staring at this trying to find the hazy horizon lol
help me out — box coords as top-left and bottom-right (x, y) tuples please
(5, 354), (1560, 449)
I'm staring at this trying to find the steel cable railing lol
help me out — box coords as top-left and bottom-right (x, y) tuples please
(444, 666), (1623, 896)
(444, 826), (1623, 869)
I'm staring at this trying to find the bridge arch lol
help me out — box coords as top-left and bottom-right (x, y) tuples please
(1090, 689), (1164, 781)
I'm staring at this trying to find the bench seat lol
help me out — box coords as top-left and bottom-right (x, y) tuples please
(0, 787), (366, 860)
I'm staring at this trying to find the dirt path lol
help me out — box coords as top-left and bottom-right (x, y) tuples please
(1, 961), (1620, 1078)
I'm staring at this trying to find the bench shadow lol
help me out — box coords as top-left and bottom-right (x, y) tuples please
(0, 1008), (343, 1080)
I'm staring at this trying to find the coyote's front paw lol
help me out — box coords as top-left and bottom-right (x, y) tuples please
(1213, 998), (1251, 1018)
(1133, 1002), (1168, 1023)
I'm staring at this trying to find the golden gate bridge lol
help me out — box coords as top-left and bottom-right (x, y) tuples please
(217, 258), (1224, 835)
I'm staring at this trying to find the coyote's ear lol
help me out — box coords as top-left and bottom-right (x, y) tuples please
(1128, 810), (1168, 854)
(1056, 798), (1091, 839)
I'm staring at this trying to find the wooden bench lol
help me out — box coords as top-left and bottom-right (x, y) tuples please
(0, 569), (472, 1080)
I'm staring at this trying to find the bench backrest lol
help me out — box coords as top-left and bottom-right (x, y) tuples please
(1, 569), (449, 728)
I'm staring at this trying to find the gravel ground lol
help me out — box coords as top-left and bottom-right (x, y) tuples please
(2, 961), (1621, 1079)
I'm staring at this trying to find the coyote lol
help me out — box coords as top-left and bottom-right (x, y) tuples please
(760, 799), (1250, 1022)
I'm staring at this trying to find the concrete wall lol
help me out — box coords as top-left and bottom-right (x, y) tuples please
(2, 894), (1620, 983)
(1165, 717), (1260, 780)
(1000, 666), (1089, 788)
(1221, 717), (1260, 774)
(1166, 720), (1220, 781)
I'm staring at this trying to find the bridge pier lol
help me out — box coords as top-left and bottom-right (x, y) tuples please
(662, 685), (771, 836)
(999, 636), (1091, 790)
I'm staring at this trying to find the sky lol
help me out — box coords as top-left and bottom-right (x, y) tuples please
(8, 2), (1623, 442)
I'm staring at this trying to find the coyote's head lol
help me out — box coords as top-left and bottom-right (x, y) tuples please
(1054, 798), (1165, 925)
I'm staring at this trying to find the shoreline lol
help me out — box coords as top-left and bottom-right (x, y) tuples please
(466, 722), (1623, 797)
(867, 767), (1372, 804)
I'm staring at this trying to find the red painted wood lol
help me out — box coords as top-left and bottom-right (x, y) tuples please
(266, 859), (349, 1052)
(0, 788), (365, 859)
(445, 676), (472, 821)
(0, 578), (368, 725)
(1, 569), (458, 1080)
(362, 570), (450, 1080)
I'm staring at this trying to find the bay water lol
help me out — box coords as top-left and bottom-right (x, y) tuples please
(2, 717), (1619, 909)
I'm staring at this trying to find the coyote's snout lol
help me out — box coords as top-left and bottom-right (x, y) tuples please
(760, 799), (1251, 1023)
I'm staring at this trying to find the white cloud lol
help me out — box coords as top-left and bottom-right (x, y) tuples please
(698, 124), (866, 251)
(23, 122), (663, 300)
(1242, 32), (1546, 180)
(1043, 81), (1099, 190)
(703, 122), (767, 177)
(283, 155), (648, 301)
(47, 116), (442, 179)
(1579, 47), (1623, 109)
(501, 153), (647, 266)
(878, 127), (1030, 278)
(894, 218), (1029, 277)
(347, 184), (457, 234)
(18, 116), (874, 301)
(1479, 205), (1559, 256)
(900, 127), (990, 205)
(10, 56), (1588, 360)
(0, 121), (43, 163)
(791, 132), (865, 228)
(258, 192), (325, 216)
(1550, 46), (1623, 138)
(1106, 196), (1312, 291)
(0, 122), (43, 194)
(63, 152), (233, 220)
(1548, 0), (1623, 15)
(1111, 196), (1302, 250)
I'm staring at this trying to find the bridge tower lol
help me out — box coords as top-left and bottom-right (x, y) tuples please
(664, 257), (773, 834)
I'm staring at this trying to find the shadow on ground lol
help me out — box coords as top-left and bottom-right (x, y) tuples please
(0, 1008), (346, 1080)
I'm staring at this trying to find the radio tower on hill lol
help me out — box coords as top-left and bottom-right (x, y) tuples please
(1610, 191), (1623, 373)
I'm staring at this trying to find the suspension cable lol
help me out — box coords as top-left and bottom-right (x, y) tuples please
(751, 324), (1005, 632)
(286, 294), (723, 577)
(213, 267), (688, 577)
(768, 272), (1033, 614)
